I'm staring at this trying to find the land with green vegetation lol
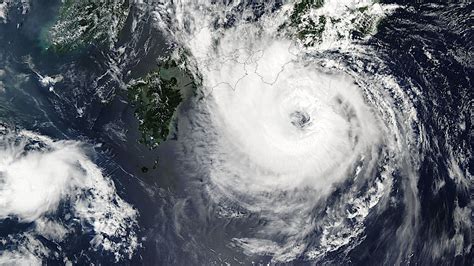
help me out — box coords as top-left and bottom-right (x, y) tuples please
(283, 0), (387, 47)
(128, 57), (196, 148)
(46, 0), (129, 52)
(282, 0), (326, 46)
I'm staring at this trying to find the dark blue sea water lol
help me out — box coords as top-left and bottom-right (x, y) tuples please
(0, 1), (471, 265)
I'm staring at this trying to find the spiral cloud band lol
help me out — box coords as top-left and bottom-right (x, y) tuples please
(152, 0), (449, 262)
(208, 53), (381, 195)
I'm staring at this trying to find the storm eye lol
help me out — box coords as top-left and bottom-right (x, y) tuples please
(290, 111), (312, 129)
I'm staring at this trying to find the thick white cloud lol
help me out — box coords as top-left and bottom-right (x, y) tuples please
(0, 137), (87, 221)
(0, 2), (8, 23)
(0, 129), (139, 262)
(154, 0), (419, 262)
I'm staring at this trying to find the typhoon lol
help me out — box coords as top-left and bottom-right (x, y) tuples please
(0, 0), (470, 265)
(151, 0), (471, 264)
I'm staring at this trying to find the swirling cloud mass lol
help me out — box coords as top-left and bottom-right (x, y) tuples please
(0, 0), (470, 264)
(0, 128), (138, 263)
(150, 0), (437, 262)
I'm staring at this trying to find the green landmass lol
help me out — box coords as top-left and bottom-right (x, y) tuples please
(352, 11), (380, 36)
(46, 0), (129, 52)
(128, 57), (196, 148)
(284, 0), (326, 46)
(290, 0), (325, 26)
(282, 0), (386, 47)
